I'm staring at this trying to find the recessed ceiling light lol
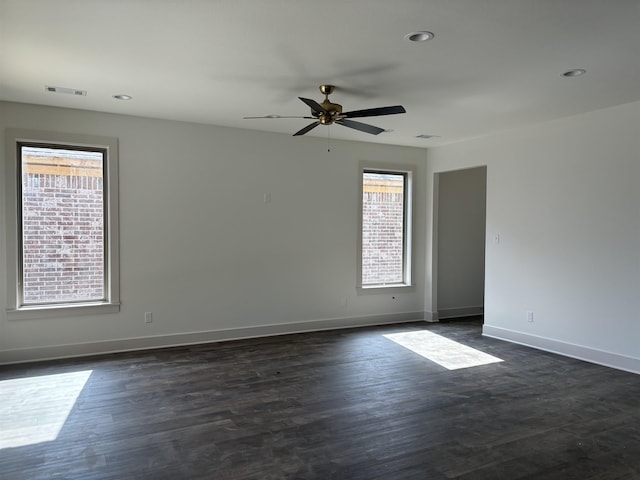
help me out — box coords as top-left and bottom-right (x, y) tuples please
(416, 134), (440, 139)
(113, 94), (133, 100)
(562, 69), (586, 77)
(405, 31), (434, 42)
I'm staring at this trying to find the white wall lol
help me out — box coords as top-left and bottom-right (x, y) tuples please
(436, 167), (486, 318)
(426, 101), (640, 373)
(4, 100), (639, 373)
(0, 101), (427, 363)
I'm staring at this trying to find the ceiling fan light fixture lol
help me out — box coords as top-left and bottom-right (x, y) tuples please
(405, 31), (434, 42)
(562, 69), (586, 77)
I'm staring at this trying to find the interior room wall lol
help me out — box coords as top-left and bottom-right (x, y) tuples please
(426, 101), (640, 373)
(0, 101), (427, 363)
(436, 166), (486, 319)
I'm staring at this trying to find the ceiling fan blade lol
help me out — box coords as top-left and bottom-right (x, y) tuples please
(342, 105), (406, 118)
(244, 115), (315, 119)
(336, 119), (385, 135)
(293, 121), (320, 136)
(299, 97), (327, 114)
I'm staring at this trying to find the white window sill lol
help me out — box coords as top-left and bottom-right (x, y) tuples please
(7, 302), (120, 321)
(357, 284), (415, 295)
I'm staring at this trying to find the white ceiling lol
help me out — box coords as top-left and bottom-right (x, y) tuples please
(1, 0), (639, 148)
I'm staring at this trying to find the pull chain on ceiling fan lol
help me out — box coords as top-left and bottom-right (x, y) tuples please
(244, 85), (406, 136)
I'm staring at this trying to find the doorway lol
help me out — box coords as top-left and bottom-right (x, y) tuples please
(435, 166), (487, 321)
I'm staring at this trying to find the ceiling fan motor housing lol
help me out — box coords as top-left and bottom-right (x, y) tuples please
(316, 85), (342, 124)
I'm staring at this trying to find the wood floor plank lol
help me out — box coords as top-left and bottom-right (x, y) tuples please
(1, 318), (639, 479)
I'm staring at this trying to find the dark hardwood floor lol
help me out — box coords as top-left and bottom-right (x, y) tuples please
(1, 317), (639, 479)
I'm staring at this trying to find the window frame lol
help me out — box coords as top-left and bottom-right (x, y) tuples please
(357, 162), (415, 292)
(4, 129), (120, 319)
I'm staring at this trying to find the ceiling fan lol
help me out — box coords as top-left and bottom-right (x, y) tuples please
(244, 85), (406, 136)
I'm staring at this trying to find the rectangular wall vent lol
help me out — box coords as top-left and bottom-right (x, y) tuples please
(45, 86), (87, 96)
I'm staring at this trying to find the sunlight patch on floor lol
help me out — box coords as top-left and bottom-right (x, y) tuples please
(0, 370), (92, 449)
(384, 331), (503, 370)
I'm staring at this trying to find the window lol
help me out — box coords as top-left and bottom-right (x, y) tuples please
(5, 129), (119, 318)
(359, 166), (413, 289)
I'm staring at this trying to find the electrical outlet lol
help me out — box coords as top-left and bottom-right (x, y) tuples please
(144, 312), (153, 324)
(526, 311), (534, 322)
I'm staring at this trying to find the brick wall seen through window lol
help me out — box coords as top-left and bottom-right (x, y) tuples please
(362, 171), (406, 285)
(20, 146), (105, 305)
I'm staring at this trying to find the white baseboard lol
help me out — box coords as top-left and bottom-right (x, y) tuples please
(0, 311), (424, 365)
(483, 325), (640, 375)
(438, 305), (484, 319)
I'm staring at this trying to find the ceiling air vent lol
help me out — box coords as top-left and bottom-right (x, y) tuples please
(45, 86), (87, 96)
